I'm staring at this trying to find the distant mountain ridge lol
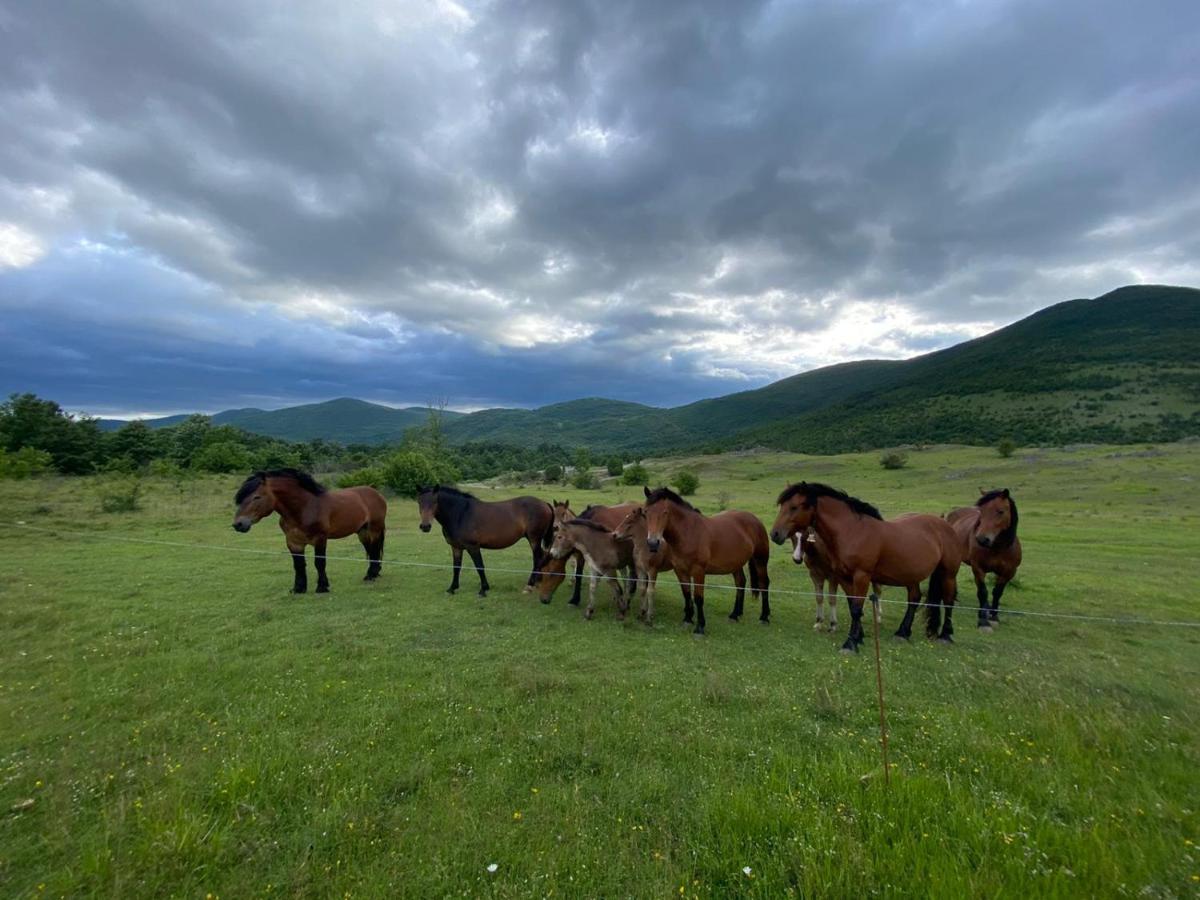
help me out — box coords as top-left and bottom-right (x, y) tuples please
(98, 286), (1200, 452)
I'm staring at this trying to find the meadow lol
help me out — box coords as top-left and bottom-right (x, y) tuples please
(1, 443), (1198, 898)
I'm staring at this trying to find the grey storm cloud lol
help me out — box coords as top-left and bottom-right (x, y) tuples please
(0, 0), (1198, 415)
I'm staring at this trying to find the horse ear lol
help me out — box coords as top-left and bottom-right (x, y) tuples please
(643, 485), (651, 498)
(1002, 488), (1010, 498)
(979, 486), (987, 495)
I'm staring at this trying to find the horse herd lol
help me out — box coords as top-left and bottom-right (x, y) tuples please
(232, 468), (1022, 654)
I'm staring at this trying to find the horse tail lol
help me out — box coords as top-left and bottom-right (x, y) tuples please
(924, 563), (945, 637)
(539, 502), (556, 549)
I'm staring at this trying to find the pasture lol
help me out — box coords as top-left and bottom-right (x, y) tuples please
(1, 443), (1198, 898)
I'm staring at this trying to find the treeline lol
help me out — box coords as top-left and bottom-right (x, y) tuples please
(0, 394), (639, 491)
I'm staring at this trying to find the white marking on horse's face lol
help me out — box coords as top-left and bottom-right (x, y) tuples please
(792, 535), (804, 564)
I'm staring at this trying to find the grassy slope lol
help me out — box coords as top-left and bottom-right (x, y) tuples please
(1, 444), (1198, 897)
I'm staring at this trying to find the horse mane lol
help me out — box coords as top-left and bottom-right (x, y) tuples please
(644, 486), (700, 513)
(578, 504), (601, 520)
(421, 484), (476, 500)
(236, 468), (326, 503)
(776, 482), (883, 520)
(566, 517), (611, 532)
(977, 489), (1019, 547)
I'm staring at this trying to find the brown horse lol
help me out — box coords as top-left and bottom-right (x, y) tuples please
(536, 502), (640, 605)
(232, 468), (387, 594)
(946, 489), (1023, 630)
(771, 482), (961, 653)
(642, 486), (771, 635)
(612, 506), (676, 624)
(791, 528), (881, 632)
(548, 519), (637, 619)
(417, 486), (554, 597)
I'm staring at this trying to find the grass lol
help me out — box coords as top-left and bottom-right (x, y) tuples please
(1, 444), (1198, 897)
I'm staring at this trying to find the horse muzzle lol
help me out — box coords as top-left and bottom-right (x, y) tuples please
(232, 519), (252, 533)
(419, 523), (432, 533)
(976, 535), (993, 548)
(646, 537), (662, 553)
(769, 529), (787, 545)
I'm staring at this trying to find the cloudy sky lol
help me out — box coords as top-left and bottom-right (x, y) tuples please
(1, 0), (1197, 417)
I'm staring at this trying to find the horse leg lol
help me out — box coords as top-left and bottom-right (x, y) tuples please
(840, 574), (870, 654)
(314, 538), (330, 593)
(974, 566), (991, 630)
(811, 573), (825, 630)
(729, 568), (746, 621)
(990, 576), (1010, 623)
(288, 541), (308, 594)
(938, 567), (957, 642)
(895, 585), (921, 640)
(523, 537), (540, 593)
(756, 558), (770, 623)
(447, 546), (463, 595)
(612, 570), (627, 620)
(569, 552), (584, 606)
(691, 569), (707, 636)
(467, 547), (489, 597)
(871, 584), (882, 626)
(361, 528), (383, 581)
(679, 573), (694, 625)
(827, 579), (839, 633)
(644, 570), (658, 625)
(585, 568), (600, 619)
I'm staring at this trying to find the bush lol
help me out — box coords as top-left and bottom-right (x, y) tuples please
(672, 468), (700, 496)
(380, 450), (460, 497)
(336, 466), (385, 489)
(543, 464), (564, 483)
(147, 459), (185, 479)
(716, 490), (731, 511)
(605, 456), (624, 477)
(99, 478), (142, 513)
(0, 446), (53, 479)
(571, 470), (600, 490)
(191, 441), (252, 473)
(997, 438), (1016, 458)
(879, 452), (908, 470)
(621, 463), (650, 486)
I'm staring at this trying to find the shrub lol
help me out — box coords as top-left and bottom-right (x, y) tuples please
(380, 450), (460, 497)
(879, 452), (908, 470)
(716, 490), (731, 511)
(543, 464), (564, 483)
(621, 463), (650, 486)
(0, 446), (53, 479)
(99, 478), (142, 513)
(571, 470), (600, 490)
(672, 468), (700, 496)
(191, 441), (251, 473)
(336, 466), (385, 489)
(997, 438), (1016, 458)
(606, 456), (624, 476)
(147, 459), (185, 479)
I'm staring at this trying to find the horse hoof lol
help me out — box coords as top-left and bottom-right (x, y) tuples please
(477, 591), (488, 599)
(728, 614), (740, 622)
(693, 628), (705, 637)
(759, 617), (769, 625)
(978, 624), (993, 633)
(539, 597), (552, 605)
(584, 610), (594, 620)
(291, 587), (307, 595)
(316, 585), (329, 594)
(813, 622), (824, 631)
(893, 634), (910, 642)
(839, 645), (857, 655)
(522, 586), (532, 594)
(446, 588), (458, 595)
(937, 635), (954, 644)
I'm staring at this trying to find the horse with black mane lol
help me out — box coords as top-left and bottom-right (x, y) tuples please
(642, 486), (771, 635)
(771, 482), (961, 652)
(946, 489), (1023, 629)
(416, 486), (554, 597)
(232, 468), (387, 594)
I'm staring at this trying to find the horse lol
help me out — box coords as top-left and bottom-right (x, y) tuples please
(612, 505), (677, 624)
(946, 489), (1023, 630)
(536, 502), (640, 605)
(417, 486), (554, 597)
(642, 486), (771, 635)
(771, 482), (961, 653)
(791, 528), (882, 632)
(548, 518), (637, 619)
(232, 468), (387, 594)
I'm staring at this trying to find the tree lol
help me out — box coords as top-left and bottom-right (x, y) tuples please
(191, 441), (251, 473)
(169, 415), (213, 466)
(0, 446), (54, 479)
(672, 468), (700, 496)
(0, 393), (102, 474)
(997, 438), (1016, 458)
(573, 447), (592, 473)
(621, 463), (650, 486)
(380, 450), (460, 497)
(543, 463), (564, 483)
(879, 452), (908, 470)
(605, 456), (624, 476)
(108, 420), (159, 468)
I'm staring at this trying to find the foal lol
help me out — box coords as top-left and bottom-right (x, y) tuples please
(548, 519), (636, 620)
(612, 506), (676, 624)
(792, 529), (881, 631)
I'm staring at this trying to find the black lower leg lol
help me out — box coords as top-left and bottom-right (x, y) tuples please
(366, 533), (383, 579)
(314, 540), (329, 593)
(991, 581), (1007, 621)
(976, 579), (989, 626)
(448, 548), (463, 594)
(468, 548), (489, 596)
(569, 555), (584, 605)
(842, 602), (863, 652)
(291, 548), (307, 594)
(759, 571), (771, 622)
(693, 589), (706, 635)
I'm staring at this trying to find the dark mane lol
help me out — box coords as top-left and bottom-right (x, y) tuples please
(644, 486), (700, 513)
(578, 504), (601, 520)
(977, 489), (1019, 547)
(419, 484), (476, 500)
(567, 517), (611, 532)
(776, 482), (882, 520)
(235, 468), (326, 504)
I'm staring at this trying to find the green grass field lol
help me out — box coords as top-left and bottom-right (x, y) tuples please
(2, 444), (1199, 898)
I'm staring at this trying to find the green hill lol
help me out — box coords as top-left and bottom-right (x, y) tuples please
(103, 398), (462, 445)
